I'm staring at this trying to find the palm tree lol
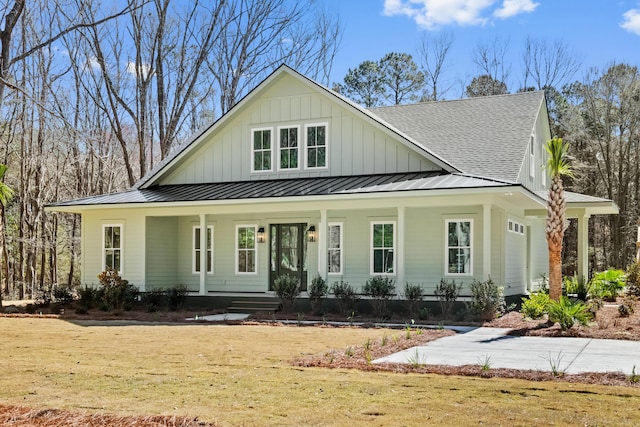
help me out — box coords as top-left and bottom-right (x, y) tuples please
(545, 138), (572, 301)
(0, 164), (14, 310)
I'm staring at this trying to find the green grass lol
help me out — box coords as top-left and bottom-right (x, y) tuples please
(2, 317), (640, 426)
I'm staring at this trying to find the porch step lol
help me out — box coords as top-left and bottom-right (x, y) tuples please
(227, 299), (281, 313)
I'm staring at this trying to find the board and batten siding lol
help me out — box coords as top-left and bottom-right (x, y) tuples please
(518, 102), (552, 192)
(158, 73), (439, 186)
(528, 218), (549, 291)
(145, 217), (179, 289)
(504, 214), (528, 295)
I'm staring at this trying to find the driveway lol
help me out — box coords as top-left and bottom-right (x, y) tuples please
(374, 327), (640, 375)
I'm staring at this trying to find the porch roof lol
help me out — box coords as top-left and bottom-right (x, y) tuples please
(48, 171), (518, 209)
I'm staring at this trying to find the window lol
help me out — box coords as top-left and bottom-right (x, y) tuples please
(508, 220), (514, 232)
(371, 222), (395, 275)
(306, 124), (327, 168)
(279, 126), (299, 169)
(252, 128), (272, 172)
(327, 223), (343, 274)
(236, 225), (257, 274)
(103, 224), (122, 272)
(446, 219), (472, 275)
(529, 135), (535, 178)
(193, 226), (213, 274)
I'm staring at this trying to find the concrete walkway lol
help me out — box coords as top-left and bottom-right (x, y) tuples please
(374, 327), (640, 375)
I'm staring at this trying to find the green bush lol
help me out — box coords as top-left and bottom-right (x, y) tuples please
(98, 269), (138, 312)
(590, 269), (626, 301)
(403, 283), (423, 317)
(363, 276), (395, 319)
(626, 261), (640, 297)
(547, 296), (592, 331)
(273, 275), (300, 312)
(308, 273), (328, 315)
(619, 296), (636, 317)
(434, 279), (461, 319)
(167, 284), (189, 311)
(331, 281), (359, 316)
(52, 285), (76, 305)
(143, 288), (167, 312)
(77, 286), (100, 311)
(520, 292), (550, 319)
(468, 278), (505, 321)
(563, 275), (589, 301)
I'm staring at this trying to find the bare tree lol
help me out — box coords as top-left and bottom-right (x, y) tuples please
(471, 36), (511, 92)
(418, 31), (453, 101)
(521, 36), (582, 91)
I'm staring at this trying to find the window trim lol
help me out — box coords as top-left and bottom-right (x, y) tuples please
(102, 223), (123, 273)
(193, 225), (214, 275)
(277, 125), (301, 171)
(444, 218), (473, 276)
(529, 134), (535, 179)
(370, 221), (396, 276)
(304, 122), (329, 170)
(235, 224), (258, 275)
(251, 127), (273, 173)
(327, 222), (343, 275)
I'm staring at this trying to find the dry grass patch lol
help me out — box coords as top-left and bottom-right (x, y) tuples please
(2, 318), (640, 426)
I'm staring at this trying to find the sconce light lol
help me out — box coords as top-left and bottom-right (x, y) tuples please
(257, 227), (266, 243)
(307, 225), (316, 243)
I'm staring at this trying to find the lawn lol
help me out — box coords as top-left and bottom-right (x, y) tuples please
(2, 317), (640, 426)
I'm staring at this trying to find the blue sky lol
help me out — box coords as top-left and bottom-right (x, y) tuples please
(325, 0), (640, 97)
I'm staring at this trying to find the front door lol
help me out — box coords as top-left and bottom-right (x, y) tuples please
(270, 223), (307, 291)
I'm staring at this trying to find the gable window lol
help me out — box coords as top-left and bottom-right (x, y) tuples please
(446, 219), (472, 275)
(103, 224), (122, 272)
(328, 222), (343, 274)
(193, 226), (213, 274)
(371, 222), (395, 275)
(529, 135), (535, 179)
(306, 124), (327, 168)
(236, 225), (257, 274)
(279, 126), (299, 169)
(252, 128), (272, 172)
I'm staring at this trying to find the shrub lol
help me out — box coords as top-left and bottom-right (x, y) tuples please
(547, 296), (592, 331)
(363, 276), (395, 319)
(52, 285), (76, 305)
(308, 273), (328, 315)
(273, 274), (300, 312)
(619, 297), (636, 317)
(520, 292), (550, 319)
(434, 279), (461, 319)
(77, 286), (100, 311)
(403, 283), (423, 317)
(590, 269), (626, 301)
(167, 284), (189, 311)
(563, 275), (589, 301)
(98, 269), (138, 312)
(331, 281), (359, 316)
(468, 278), (505, 321)
(626, 261), (640, 297)
(143, 288), (167, 312)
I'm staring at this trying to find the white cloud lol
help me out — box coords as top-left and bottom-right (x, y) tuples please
(383, 0), (537, 29)
(621, 9), (640, 35)
(86, 56), (101, 70)
(126, 61), (153, 79)
(494, 0), (539, 19)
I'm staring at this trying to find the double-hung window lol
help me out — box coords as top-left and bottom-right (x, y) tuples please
(371, 222), (395, 275)
(236, 225), (257, 274)
(306, 124), (327, 168)
(193, 226), (213, 274)
(327, 223), (343, 274)
(279, 126), (299, 169)
(103, 224), (122, 272)
(446, 219), (472, 275)
(252, 128), (272, 172)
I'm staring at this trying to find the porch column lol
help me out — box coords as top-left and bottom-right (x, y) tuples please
(397, 206), (405, 289)
(318, 209), (328, 280)
(199, 213), (206, 295)
(577, 214), (590, 280)
(483, 204), (491, 280)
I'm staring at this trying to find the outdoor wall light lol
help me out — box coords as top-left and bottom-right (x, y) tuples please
(307, 225), (316, 243)
(257, 226), (266, 243)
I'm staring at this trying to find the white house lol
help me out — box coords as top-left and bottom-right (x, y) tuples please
(48, 65), (618, 298)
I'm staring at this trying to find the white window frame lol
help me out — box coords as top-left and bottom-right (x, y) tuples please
(508, 219), (514, 233)
(277, 125), (300, 171)
(193, 225), (214, 275)
(327, 222), (343, 275)
(445, 219), (473, 276)
(251, 127), (273, 173)
(304, 123), (328, 170)
(529, 134), (535, 179)
(370, 221), (396, 276)
(102, 223), (123, 273)
(235, 224), (258, 275)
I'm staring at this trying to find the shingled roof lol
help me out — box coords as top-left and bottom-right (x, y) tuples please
(369, 91), (546, 182)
